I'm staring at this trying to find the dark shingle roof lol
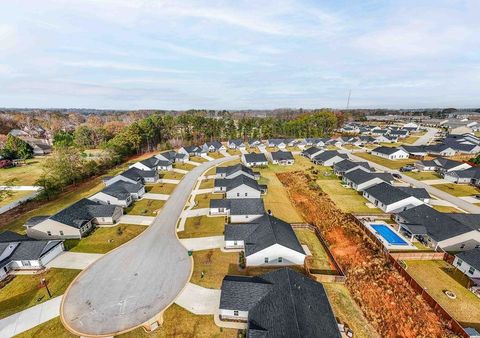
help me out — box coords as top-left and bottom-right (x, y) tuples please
(0, 231), (29, 243)
(210, 198), (265, 216)
(217, 164), (254, 177)
(50, 199), (120, 228)
(102, 181), (143, 199)
(398, 205), (475, 241)
(364, 182), (415, 205)
(229, 139), (244, 146)
(224, 214), (305, 256)
(372, 146), (406, 155)
(0, 236), (63, 267)
(120, 167), (157, 181)
(397, 187), (430, 200)
(343, 168), (393, 185)
(456, 248), (480, 271)
(434, 157), (468, 170)
(215, 175), (262, 192)
(271, 151), (294, 161)
(220, 268), (341, 338)
(312, 150), (347, 163)
(333, 159), (371, 173)
(244, 153), (268, 164)
(302, 146), (322, 156)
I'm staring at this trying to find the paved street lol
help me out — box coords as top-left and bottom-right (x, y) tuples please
(61, 156), (236, 337)
(347, 151), (480, 213)
(412, 127), (438, 146)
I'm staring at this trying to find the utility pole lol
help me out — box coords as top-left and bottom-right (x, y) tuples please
(346, 89), (351, 110)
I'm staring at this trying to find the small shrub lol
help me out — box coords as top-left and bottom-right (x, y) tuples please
(239, 251), (246, 269)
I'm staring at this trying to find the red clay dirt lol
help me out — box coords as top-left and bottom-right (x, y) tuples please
(277, 171), (455, 338)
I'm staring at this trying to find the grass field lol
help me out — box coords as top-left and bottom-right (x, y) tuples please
(323, 283), (380, 338)
(431, 183), (480, 197)
(193, 193), (222, 209)
(404, 171), (441, 181)
(178, 216), (225, 238)
(0, 268), (80, 320)
(0, 158), (48, 186)
(64, 224), (146, 253)
(0, 190), (35, 207)
(432, 205), (464, 213)
(161, 171), (184, 180)
(294, 229), (334, 271)
(191, 249), (239, 288)
(226, 148), (241, 155)
(15, 317), (75, 338)
(190, 156), (208, 163)
(401, 135), (419, 144)
(174, 162), (196, 171)
(404, 260), (480, 331)
(199, 179), (214, 189)
(354, 152), (413, 169)
(208, 152), (224, 159)
(319, 180), (383, 214)
(145, 183), (176, 194)
(260, 155), (311, 174)
(126, 199), (165, 215)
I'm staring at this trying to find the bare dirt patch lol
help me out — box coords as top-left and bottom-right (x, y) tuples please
(277, 171), (454, 338)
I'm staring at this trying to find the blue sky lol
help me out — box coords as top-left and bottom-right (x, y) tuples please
(0, 0), (479, 110)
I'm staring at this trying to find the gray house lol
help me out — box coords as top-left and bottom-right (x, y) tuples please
(89, 181), (145, 207)
(242, 153), (268, 167)
(270, 150), (294, 165)
(312, 151), (348, 166)
(209, 198), (264, 223)
(216, 164), (259, 180)
(26, 199), (123, 240)
(214, 175), (267, 199)
(0, 231), (64, 281)
(106, 167), (159, 186)
(333, 159), (371, 176)
(302, 146), (323, 159)
(342, 169), (394, 191)
(219, 268), (341, 337)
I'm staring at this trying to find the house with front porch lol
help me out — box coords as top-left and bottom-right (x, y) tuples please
(242, 153), (268, 167)
(202, 141), (225, 153)
(227, 139), (245, 149)
(219, 268), (341, 337)
(302, 146), (323, 159)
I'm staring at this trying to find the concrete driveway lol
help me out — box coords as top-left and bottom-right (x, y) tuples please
(180, 236), (224, 251)
(119, 215), (154, 225)
(174, 283), (220, 315)
(143, 193), (169, 200)
(46, 252), (103, 270)
(61, 156), (236, 337)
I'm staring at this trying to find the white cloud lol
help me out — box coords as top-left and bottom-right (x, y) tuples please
(61, 61), (192, 74)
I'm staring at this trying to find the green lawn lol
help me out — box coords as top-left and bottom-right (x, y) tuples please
(0, 268), (80, 320)
(193, 193), (222, 209)
(178, 216), (225, 238)
(323, 283), (380, 338)
(191, 249), (239, 289)
(319, 180), (383, 214)
(294, 229), (334, 271)
(174, 162), (196, 171)
(145, 183), (176, 194)
(354, 152), (413, 169)
(401, 135), (419, 144)
(259, 155), (311, 173)
(64, 224), (146, 254)
(404, 171), (441, 181)
(0, 157), (48, 186)
(208, 152), (224, 159)
(161, 171), (184, 180)
(190, 156), (208, 163)
(199, 179), (214, 189)
(227, 148), (241, 155)
(0, 190), (35, 207)
(14, 317), (75, 338)
(125, 199), (165, 215)
(431, 183), (480, 197)
(404, 260), (480, 331)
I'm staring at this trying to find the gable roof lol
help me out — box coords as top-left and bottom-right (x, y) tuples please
(312, 150), (347, 162)
(364, 182), (418, 205)
(397, 187), (430, 200)
(456, 248), (480, 271)
(343, 168), (393, 185)
(217, 164), (255, 177)
(50, 199), (120, 228)
(244, 153), (268, 164)
(302, 146), (323, 156)
(434, 157), (469, 170)
(271, 151), (294, 161)
(372, 146), (406, 155)
(0, 231), (30, 243)
(333, 159), (371, 173)
(229, 139), (244, 146)
(206, 141), (223, 149)
(447, 167), (480, 180)
(0, 235), (63, 267)
(210, 198), (265, 216)
(215, 175), (262, 192)
(220, 268), (341, 338)
(101, 181), (144, 200)
(224, 214), (305, 256)
(120, 167), (157, 181)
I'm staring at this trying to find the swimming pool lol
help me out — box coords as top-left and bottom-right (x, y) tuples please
(371, 224), (408, 246)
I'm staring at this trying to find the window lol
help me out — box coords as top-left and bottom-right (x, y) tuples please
(278, 257), (283, 263)
(476, 244), (480, 249)
(237, 193), (240, 197)
(245, 193), (247, 196)
(456, 259), (463, 266)
(468, 267), (476, 275)
(234, 310), (239, 316)
(59, 231), (64, 236)
(21, 260), (31, 266)
(234, 241), (237, 246)
(47, 231), (52, 236)
(264, 257), (269, 263)
(460, 244), (466, 249)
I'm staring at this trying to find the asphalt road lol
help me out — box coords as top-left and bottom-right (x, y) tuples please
(412, 127), (438, 146)
(61, 156), (235, 337)
(347, 151), (480, 213)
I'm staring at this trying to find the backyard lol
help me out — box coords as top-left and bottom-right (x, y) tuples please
(208, 152), (224, 159)
(190, 156), (208, 163)
(431, 183), (480, 197)
(294, 228), (335, 271)
(178, 216), (225, 239)
(354, 152), (413, 169)
(174, 162), (196, 171)
(404, 260), (480, 331)
(161, 171), (184, 180)
(126, 199), (165, 215)
(64, 224), (146, 254)
(0, 268), (80, 319)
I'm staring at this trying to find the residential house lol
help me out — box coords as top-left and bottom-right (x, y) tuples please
(363, 182), (424, 213)
(26, 199), (123, 240)
(389, 129), (409, 139)
(28, 140), (52, 156)
(224, 214), (306, 266)
(396, 205), (480, 251)
(375, 135), (398, 143)
(424, 144), (457, 157)
(444, 167), (480, 185)
(302, 146), (323, 159)
(270, 150), (294, 165)
(178, 145), (206, 157)
(216, 164), (259, 180)
(400, 145), (428, 158)
(156, 150), (187, 164)
(202, 141), (225, 153)
(371, 146), (409, 160)
(214, 175), (267, 199)
(228, 139), (245, 149)
(242, 153), (268, 168)
(247, 139), (262, 148)
(0, 231), (64, 281)
(89, 181), (145, 207)
(209, 198), (264, 223)
(130, 156), (172, 172)
(397, 187), (431, 204)
(267, 139), (287, 149)
(312, 150), (348, 166)
(343, 169), (394, 191)
(333, 159), (371, 176)
(453, 248), (480, 284)
(219, 268), (342, 337)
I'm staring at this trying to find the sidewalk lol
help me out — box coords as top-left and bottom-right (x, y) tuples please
(0, 296), (61, 338)
(175, 283), (220, 315)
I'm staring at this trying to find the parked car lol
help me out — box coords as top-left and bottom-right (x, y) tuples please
(400, 165), (415, 172)
(392, 173), (402, 179)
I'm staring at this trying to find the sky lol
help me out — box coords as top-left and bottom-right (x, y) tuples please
(0, 0), (479, 110)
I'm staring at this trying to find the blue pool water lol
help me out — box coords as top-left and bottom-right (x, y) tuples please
(371, 224), (408, 246)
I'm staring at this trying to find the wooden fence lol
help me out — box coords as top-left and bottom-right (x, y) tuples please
(292, 223), (346, 283)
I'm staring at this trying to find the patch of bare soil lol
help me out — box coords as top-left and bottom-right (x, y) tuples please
(277, 171), (455, 338)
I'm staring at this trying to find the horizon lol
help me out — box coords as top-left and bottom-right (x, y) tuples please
(1, 1), (479, 109)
